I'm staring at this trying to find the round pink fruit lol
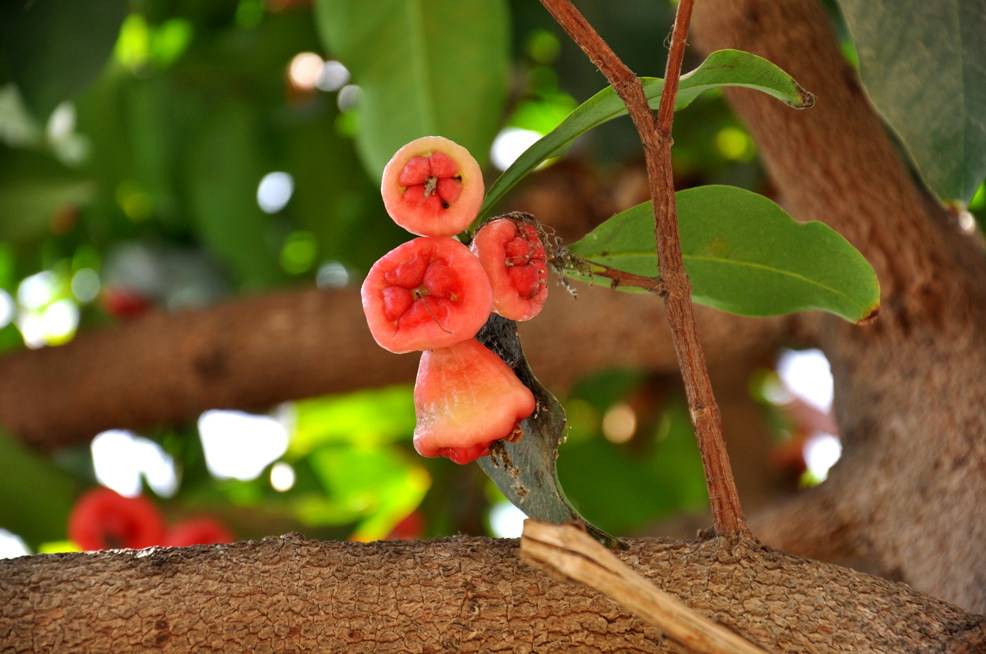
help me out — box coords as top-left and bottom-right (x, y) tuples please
(471, 217), (548, 321)
(381, 136), (484, 237)
(413, 339), (536, 465)
(68, 488), (166, 551)
(362, 237), (494, 353)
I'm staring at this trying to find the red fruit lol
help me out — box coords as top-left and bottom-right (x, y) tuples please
(68, 488), (166, 551)
(100, 287), (153, 320)
(164, 517), (234, 547)
(362, 237), (494, 353)
(384, 510), (426, 541)
(381, 136), (484, 237)
(471, 217), (549, 321)
(413, 339), (536, 464)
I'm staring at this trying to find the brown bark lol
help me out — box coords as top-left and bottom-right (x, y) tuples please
(692, 0), (986, 612)
(0, 283), (784, 452)
(1, 534), (984, 653)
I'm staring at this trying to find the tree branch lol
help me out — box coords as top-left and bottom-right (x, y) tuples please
(1, 534), (983, 653)
(522, 521), (770, 654)
(539, 0), (748, 537)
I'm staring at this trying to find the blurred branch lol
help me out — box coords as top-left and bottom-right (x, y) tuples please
(0, 284), (786, 451)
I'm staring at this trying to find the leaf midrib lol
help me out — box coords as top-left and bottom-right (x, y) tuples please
(588, 250), (869, 310)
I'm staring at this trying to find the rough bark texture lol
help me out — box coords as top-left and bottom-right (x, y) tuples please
(692, 0), (986, 613)
(0, 284), (784, 452)
(1, 534), (984, 653)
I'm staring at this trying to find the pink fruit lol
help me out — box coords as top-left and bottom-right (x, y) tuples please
(381, 136), (484, 237)
(68, 488), (166, 551)
(413, 339), (536, 465)
(471, 217), (548, 321)
(362, 237), (494, 353)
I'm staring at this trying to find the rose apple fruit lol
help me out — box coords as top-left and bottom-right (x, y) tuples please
(471, 216), (548, 321)
(362, 237), (494, 353)
(413, 338), (536, 464)
(68, 487), (166, 551)
(381, 136), (484, 237)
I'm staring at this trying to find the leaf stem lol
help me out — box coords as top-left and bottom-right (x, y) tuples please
(540, 0), (750, 537)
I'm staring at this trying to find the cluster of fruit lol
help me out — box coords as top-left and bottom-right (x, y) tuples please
(69, 487), (232, 551)
(361, 137), (549, 464)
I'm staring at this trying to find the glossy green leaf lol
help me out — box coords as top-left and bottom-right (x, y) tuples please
(314, 0), (510, 179)
(567, 185), (880, 323)
(0, 0), (127, 119)
(838, 0), (986, 205)
(480, 49), (814, 217)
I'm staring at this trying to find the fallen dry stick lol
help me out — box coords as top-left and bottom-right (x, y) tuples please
(521, 520), (770, 654)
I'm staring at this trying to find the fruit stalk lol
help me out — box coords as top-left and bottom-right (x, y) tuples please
(539, 0), (750, 538)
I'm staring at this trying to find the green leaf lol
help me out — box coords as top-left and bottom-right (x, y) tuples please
(314, 0), (510, 180)
(480, 49), (814, 217)
(0, 0), (128, 119)
(185, 100), (286, 288)
(0, 430), (76, 547)
(567, 185), (880, 323)
(837, 0), (986, 205)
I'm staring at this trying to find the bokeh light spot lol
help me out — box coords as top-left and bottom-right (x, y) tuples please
(776, 348), (833, 413)
(491, 127), (542, 171)
(601, 402), (637, 443)
(489, 501), (527, 538)
(317, 60), (350, 92)
(91, 430), (179, 498)
(71, 268), (101, 303)
(270, 461), (296, 492)
(316, 261), (350, 289)
(257, 171), (294, 214)
(198, 410), (289, 481)
(288, 52), (324, 91)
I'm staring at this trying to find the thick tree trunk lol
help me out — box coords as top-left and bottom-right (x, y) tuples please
(1, 534), (984, 653)
(692, 0), (986, 612)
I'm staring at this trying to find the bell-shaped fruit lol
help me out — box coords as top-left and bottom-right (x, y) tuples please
(68, 488), (166, 551)
(413, 339), (536, 464)
(471, 217), (548, 321)
(381, 136), (484, 237)
(362, 237), (494, 353)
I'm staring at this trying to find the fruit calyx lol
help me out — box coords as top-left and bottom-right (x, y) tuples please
(471, 214), (549, 321)
(413, 338), (536, 465)
(361, 237), (493, 353)
(382, 136), (484, 237)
